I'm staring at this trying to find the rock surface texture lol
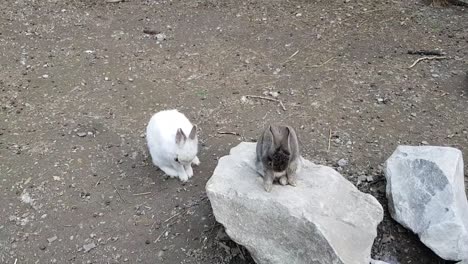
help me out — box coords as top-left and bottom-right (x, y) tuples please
(206, 142), (384, 264)
(385, 146), (468, 261)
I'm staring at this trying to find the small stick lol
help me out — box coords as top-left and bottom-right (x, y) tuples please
(95, 178), (101, 187)
(217, 131), (241, 136)
(133, 192), (152, 196)
(154, 227), (168, 243)
(14, 259), (17, 264)
(407, 50), (443, 56)
(237, 244), (245, 260)
(113, 185), (126, 203)
(143, 28), (159, 35)
(283, 50), (299, 64)
(307, 57), (334, 68)
(408, 56), (448, 69)
(327, 129), (332, 152)
(163, 210), (185, 223)
(245, 95), (287, 111)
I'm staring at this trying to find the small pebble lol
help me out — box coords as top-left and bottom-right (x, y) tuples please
(83, 242), (96, 253)
(337, 159), (348, 167)
(47, 235), (58, 243)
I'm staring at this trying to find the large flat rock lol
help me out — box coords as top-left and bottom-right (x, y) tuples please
(206, 142), (384, 264)
(385, 146), (468, 261)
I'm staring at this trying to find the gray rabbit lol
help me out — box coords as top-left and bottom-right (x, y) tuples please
(256, 125), (301, 192)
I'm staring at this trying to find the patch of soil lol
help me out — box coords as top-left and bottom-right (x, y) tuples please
(0, 0), (467, 263)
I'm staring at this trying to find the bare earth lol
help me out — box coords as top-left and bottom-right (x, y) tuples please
(1, 0), (467, 263)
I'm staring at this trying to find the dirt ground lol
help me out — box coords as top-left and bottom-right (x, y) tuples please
(0, 0), (467, 263)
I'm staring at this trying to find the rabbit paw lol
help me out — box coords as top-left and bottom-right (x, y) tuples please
(192, 156), (200, 166)
(279, 176), (288, 186)
(185, 165), (194, 178)
(264, 181), (273, 192)
(287, 176), (297, 187)
(178, 173), (189, 182)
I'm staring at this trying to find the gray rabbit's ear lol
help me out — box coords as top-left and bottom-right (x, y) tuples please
(189, 125), (197, 140)
(268, 125), (280, 146)
(279, 126), (291, 152)
(176, 128), (187, 144)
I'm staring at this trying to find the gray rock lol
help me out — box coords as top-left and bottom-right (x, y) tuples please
(385, 146), (468, 261)
(83, 242), (96, 253)
(337, 158), (349, 167)
(47, 235), (57, 243)
(206, 142), (383, 264)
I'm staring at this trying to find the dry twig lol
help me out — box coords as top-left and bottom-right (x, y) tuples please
(407, 50), (444, 56)
(327, 129), (332, 152)
(307, 57), (334, 68)
(408, 56), (448, 69)
(133, 192), (152, 196)
(217, 131), (241, 136)
(163, 211), (185, 223)
(282, 50), (299, 65)
(113, 185), (126, 203)
(154, 227), (168, 243)
(245, 95), (287, 111)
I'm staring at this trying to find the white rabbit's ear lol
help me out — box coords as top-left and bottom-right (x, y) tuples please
(176, 128), (187, 144)
(189, 125), (197, 140)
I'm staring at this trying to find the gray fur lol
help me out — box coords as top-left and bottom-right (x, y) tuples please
(256, 125), (300, 192)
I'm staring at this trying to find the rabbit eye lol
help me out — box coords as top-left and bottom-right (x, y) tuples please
(174, 157), (179, 162)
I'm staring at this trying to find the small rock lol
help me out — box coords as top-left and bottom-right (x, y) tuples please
(268, 91), (279, 98)
(337, 158), (348, 167)
(421, 141), (429, 145)
(47, 236), (58, 243)
(76, 132), (87, 137)
(83, 242), (96, 253)
(145, 239), (151, 245)
(155, 33), (166, 41)
(39, 244), (47, 250)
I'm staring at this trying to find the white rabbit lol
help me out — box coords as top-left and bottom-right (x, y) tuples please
(146, 109), (200, 182)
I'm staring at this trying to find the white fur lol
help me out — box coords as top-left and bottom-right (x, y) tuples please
(146, 109), (199, 182)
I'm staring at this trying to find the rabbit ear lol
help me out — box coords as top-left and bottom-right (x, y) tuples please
(268, 125), (278, 145)
(269, 125), (285, 148)
(188, 125), (197, 140)
(281, 126), (291, 154)
(175, 128), (187, 144)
